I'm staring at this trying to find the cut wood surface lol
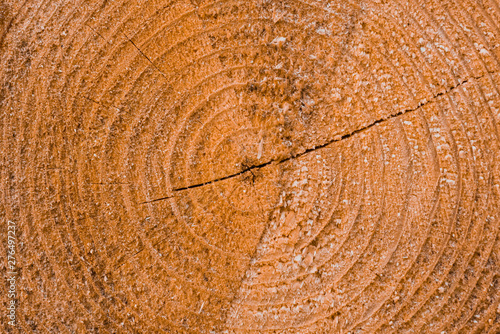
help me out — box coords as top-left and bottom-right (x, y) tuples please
(1, 0), (500, 333)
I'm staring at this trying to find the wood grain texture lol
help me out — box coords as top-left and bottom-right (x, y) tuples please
(1, 0), (499, 332)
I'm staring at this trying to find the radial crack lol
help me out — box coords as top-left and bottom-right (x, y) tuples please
(139, 159), (275, 204)
(141, 72), (492, 204)
(122, 32), (169, 81)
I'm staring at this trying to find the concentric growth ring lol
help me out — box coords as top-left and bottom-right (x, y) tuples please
(0, 0), (499, 333)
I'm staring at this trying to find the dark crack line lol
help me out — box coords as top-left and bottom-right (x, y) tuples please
(141, 72), (491, 204)
(275, 73), (486, 163)
(122, 32), (169, 82)
(140, 159), (275, 204)
(84, 23), (108, 45)
(85, 23), (169, 82)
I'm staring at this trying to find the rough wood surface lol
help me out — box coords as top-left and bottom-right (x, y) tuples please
(1, 0), (500, 333)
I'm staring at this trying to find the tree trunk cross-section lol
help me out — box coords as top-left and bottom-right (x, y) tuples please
(1, 0), (500, 333)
